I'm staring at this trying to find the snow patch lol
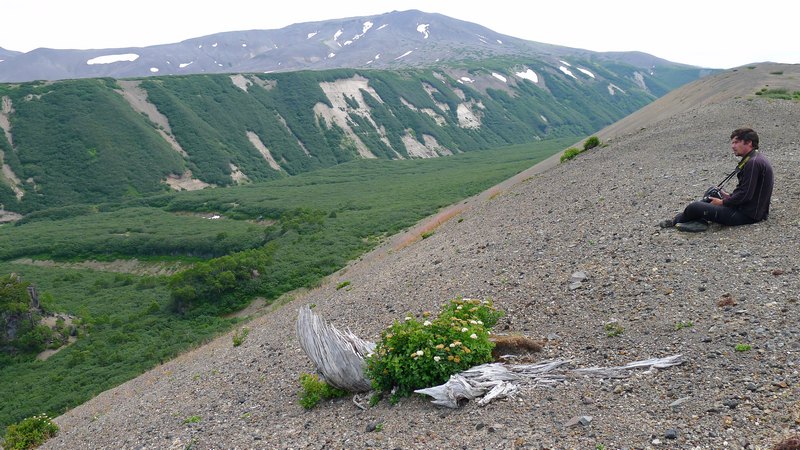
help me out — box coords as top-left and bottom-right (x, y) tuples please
(516, 69), (538, 83)
(607, 83), (626, 95)
(491, 72), (507, 83)
(328, 53), (336, 58)
(308, 32), (318, 39)
(417, 24), (430, 39)
(559, 66), (577, 79)
(86, 53), (139, 65)
(559, 60), (572, 67)
(632, 72), (647, 90)
(149, 67), (159, 73)
(460, 77), (475, 83)
(179, 62), (193, 69)
(577, 68), (595, 78)
(395, 50), (413, 60)
(348, 21), (373, 42)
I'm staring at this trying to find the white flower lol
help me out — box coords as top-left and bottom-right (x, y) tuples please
(477, 320), (483, 325)
(457, 305), (463, 310)
(423, 320), (432, 326)
(404, 316), (412, 321)
(434, 356), (441, 362)
(461, 327), (468, 332)
(449, 343), (456, 348)
(416, 350), (424, 356)
(470, 320), (477, 324)
(470, 333), (478, 339)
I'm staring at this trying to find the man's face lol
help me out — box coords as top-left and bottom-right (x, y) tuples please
(731, 137), (752, 157)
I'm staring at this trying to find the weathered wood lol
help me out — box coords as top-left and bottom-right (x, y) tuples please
(415, 355), (685, 408)
(295, 305), (375, 392)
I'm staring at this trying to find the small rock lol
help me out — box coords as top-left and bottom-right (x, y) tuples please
(571, 271), (588, 282)
(723, 398), (740, 409)
(665, 429), (679, 439)
(669, 397), (691, 409)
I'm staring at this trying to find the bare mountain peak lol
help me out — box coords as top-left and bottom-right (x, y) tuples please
(0, 10), (698, 83)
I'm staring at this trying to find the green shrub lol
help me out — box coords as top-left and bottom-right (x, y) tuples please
(583, 136), (600, 151)
(604, 321), (624, 337)
(560, 147), (582, 163)
(735, 343), (752, 352)
(365, 298), (503, 400)
(232, 327), (249, 347)
(755, 87), (800, 100)
(3, 414), (59, 450)
(298, 373), (349, 409)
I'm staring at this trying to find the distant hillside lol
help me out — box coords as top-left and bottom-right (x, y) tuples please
(0, 57), (704, 214)
(0, 10), (710, 83)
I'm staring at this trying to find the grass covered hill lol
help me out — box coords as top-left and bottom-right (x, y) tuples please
(37, 63), (800, 449)
(0, 57), (703, 213)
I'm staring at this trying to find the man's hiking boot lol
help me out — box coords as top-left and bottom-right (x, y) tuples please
(658, 219), (674, 228)
(675, 220), (709, 232)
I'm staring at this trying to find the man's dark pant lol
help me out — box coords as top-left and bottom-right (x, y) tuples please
(674, 201), (756, 226)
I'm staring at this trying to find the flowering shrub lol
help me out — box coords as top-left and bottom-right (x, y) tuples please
(365, 298), (503, 399)
(3, 413), (59, 450)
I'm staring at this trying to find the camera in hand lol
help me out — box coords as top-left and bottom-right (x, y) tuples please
(702, 186), (723, 203)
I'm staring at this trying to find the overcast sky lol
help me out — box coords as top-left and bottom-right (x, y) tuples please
(2, 0), (797, 69)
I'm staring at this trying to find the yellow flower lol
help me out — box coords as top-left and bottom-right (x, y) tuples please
(454, 357), (461, 363)
(447, 355), (454, 361)
(435, 344), (445, 349)
(464, 347), (471, 353)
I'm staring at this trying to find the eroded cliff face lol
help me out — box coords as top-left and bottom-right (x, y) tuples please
(1, 276), (76, 357)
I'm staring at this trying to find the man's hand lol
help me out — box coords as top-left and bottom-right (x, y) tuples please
(709, 197), (724, 206)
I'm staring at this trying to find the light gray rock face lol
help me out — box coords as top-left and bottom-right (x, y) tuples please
(45, 95), (800, 449)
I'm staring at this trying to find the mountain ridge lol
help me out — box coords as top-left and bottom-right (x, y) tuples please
(0, 10), (705, 83)
(42, 64), (800, 449)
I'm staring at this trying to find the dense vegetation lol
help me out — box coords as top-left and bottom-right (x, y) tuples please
(0, 139), (573, 429)
(0, 56), (699, 213)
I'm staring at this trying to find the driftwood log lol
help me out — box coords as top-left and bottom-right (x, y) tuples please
(295, 306), (685, 406)
(414, 355), (685, 408)
(296, 305), (375, 392)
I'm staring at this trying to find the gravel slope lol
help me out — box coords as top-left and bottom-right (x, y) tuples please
(44, 68), (800, 449)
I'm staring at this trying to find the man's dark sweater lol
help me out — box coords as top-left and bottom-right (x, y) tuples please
(723, 151), (774, 221)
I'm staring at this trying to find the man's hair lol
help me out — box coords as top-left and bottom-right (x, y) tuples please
(731, 128), (759, 149)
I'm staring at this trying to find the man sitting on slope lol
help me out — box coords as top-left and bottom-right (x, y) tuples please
(659, 128), (774, 232)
